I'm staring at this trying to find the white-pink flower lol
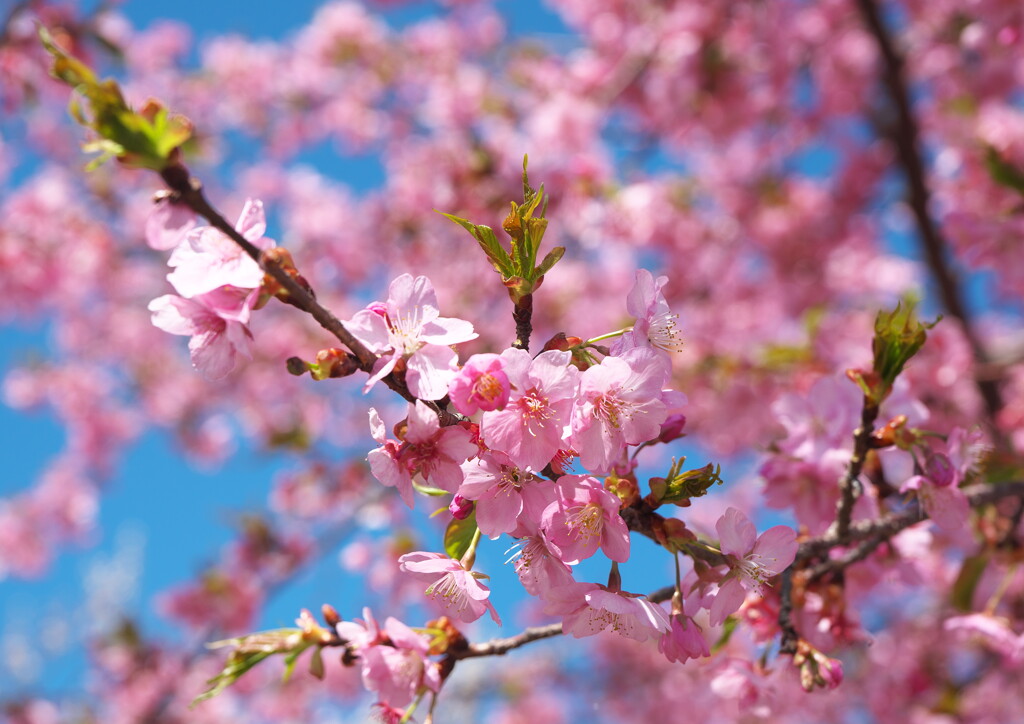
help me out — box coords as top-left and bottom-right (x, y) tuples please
(166, 198), (274, 298)
(148, 286), (257, 379)
(457, 452), (552, 538)
(709, 507), (798, 626)
(366, 402), (477, 508)
(345, 274), (477, 400)
(399, 551), (501, 624)
(570, 347), (674, 474)
(146, 198), (195, 251)
(337, 608), (441, 708)
(611, 269), (683, 354)
(540, 475), (631, 564)
(544, 581), (670, 641)
(448, 353), (511, 416)
(480, 348), (579, 471)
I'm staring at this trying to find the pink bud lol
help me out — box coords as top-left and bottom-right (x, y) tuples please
(449, 494), (473, 520)
(658, 414), (687, 443)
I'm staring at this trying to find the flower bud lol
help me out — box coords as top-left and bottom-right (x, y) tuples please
(658, 414), (687, 444)
(448, 494), (474, 520)
(321, 603), (341, 628)
(605, 472), (640, 508)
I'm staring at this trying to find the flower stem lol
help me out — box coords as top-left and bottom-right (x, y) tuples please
(460, 527), (484, 571)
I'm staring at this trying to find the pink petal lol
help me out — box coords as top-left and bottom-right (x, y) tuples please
(717, 507), (757, 558)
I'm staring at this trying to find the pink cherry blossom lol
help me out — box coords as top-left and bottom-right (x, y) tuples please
(611, 268), (683, 354)
(145, 198), (195, 251)
(571, 346), (674, 474)
(399, 400), (477, 493)
(448, 352), (511, 416)
(456, 451), (553, 538)
(544, 581), (671, 642)
(659, 612), (711, 664)
(339, 609), (442, 708)
(540, 475), (631, 564)
(148, 286), (257, 380)
(944, 613), (1024, 664)
(398, 551), (501, 624)
(345, 273), (477, 399)
(165, 198), (274, 298)
(366, 401), (477, 507)
(480, 348), (579, 471)
(710, 507), (798, 626)
(899, 427), (987, 532)
(507, 534), (575, 598)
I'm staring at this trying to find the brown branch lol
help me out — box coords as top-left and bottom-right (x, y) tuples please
(854, 0), (1005, 430)
(158, 163), (465, 426)
(799, 480), (1024, 565)
(511, 293), (533, 351)
(448, 584), (675, 661)
(453, 623), (563, 660)
(830, 397), (880, 542)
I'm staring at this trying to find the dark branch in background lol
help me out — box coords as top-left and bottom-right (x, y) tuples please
(777, 480), (1024, 652)
(799, 480), (1024, 563)
(158, 163), (464, 427)
(854, 0), (1006, 434)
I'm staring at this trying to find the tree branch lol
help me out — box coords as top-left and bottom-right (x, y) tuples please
(854, 0), (1005, 430)
(448, 585), (675, 661)
(158, 164), (465, 426)
(830, 396), (879, 542)
(799, 480), (1024, 565)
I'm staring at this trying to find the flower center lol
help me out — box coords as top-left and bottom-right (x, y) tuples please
(473, 373), (504, 403)
(426, 572), (469, 614)
(565, 502), (604, 541)
(650, 311), (684, 352)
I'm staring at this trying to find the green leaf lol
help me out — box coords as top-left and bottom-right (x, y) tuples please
(534, 246), (564, 278)
(444, 509), (478, 561)
(951, 553), (989, 612)
(871, 301), (940, 401)
(439, 212), (513, 277)
(412, 480), (450, 497)
(711, 616), (738, 653)
(654, 463), (724, 505)
(984, 146), (1024, 195)
(308, 646), (325, 680)
(193, 650), (274, 706)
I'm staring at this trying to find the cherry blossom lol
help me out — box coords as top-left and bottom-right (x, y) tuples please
(570, 347), (675, 474)
(398, 551), (501, 624)
(611, 269), (683, 354)
(544, 581), (671, 642)
(165, 198), (274, 298)
(540, 475), (631, 564)
(710, 507), (799, 626)
(448, 352), (511, 416)
(345, 273), (477, 399)
(148, 287), (257, 380)
(480, 348), (579, 471)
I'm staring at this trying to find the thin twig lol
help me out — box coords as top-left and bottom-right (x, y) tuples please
(799, 480), (1024, 564)
(830, 397), (879, 541)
